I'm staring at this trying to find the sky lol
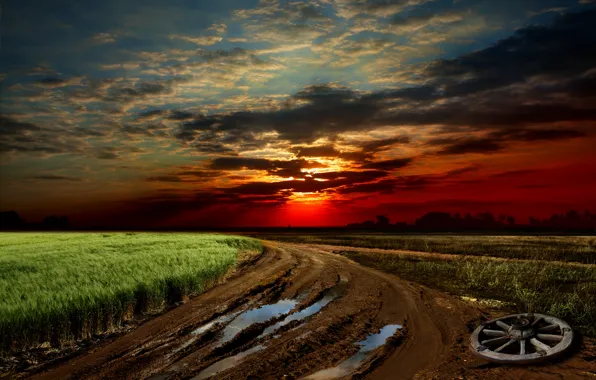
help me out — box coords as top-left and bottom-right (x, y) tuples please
(1, 0), (596, 227)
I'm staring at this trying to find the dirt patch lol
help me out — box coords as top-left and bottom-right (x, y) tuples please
(8, 242), (594, 380)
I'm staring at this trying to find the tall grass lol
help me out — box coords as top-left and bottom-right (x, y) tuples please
(258, 234), (596, 264)
(338, 250), (596, 336)
(0, 233), (262, 354)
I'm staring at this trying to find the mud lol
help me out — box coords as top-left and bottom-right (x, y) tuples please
(10, 242), (595, 379)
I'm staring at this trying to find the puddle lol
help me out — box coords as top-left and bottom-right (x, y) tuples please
(219, 299), (299, 344)
(193, 312), (240, 336)
(304, 324), (402, 379)
(259, 287), (340, 338)
(174, 312), (241, 353)
(192, 345), (265, 380)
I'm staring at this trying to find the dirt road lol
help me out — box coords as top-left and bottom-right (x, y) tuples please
(28, 242), (596, 379)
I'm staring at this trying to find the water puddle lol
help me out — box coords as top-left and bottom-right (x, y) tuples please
(219, 299), (299, 344)
(259, 287), (341, 338)
(192, 345), (265, 380)
(304, 324), (402, 379)
(174, 312), (242, 353)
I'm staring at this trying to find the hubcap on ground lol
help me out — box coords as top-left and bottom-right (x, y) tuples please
(470, 313), (573, 364)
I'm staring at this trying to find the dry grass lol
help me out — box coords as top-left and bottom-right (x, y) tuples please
(259, 233), (596, 336)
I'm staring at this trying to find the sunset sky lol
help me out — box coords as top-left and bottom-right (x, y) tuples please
(1, 0), (596, 227)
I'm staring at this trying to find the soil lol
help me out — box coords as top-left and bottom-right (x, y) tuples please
(10, 242), (596, 379)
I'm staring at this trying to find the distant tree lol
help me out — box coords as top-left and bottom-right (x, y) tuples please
(415, 212), (454, 229)
(477, 212), (495, 223)
(361, 220), (375, 228)
(529, 217), (541, 225)
(506, 216), (516, 225)
(0, 211), (25, 229)
(376, 215), (389, 226)
(43, 215), (70, 229)
(566, 210), (581, 222)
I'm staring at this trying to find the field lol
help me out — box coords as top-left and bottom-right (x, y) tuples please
(0, 232), (262, 354)
(255, 234), (596, 337)
(4, 234), (595, 379)
(253, 234), (596, 264)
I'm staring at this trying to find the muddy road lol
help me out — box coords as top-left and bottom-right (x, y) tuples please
(29, 243), (596, 379)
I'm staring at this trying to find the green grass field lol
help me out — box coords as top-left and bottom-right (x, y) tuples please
(256, 234), (596, 264)
(0, 233), (262, 354)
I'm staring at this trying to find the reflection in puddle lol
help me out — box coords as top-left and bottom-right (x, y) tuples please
(304, 324), (402, 379)
(174, 312), (241, 353)
(192, 345), (265, 380)
(220, 299), (299, 344)
(259, 287), (340, 338)
(193, 312), (240, 336)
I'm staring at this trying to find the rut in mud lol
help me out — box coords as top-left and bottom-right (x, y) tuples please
(24, 242), (596, 379)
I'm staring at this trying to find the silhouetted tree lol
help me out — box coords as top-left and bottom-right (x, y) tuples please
(507, 216), (516, 225)
(415, 212), (454, 229)
(529, 217), (541, 226)
(376, 215), (389, 226)
(0, 211), (25, 229)
(43, 215), (70, 229)
(498, 214), (507, 223)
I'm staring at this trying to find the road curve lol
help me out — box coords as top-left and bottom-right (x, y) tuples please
(28, 242), (591, 380)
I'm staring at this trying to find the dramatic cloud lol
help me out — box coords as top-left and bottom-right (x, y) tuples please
(2, 1), (595, 226)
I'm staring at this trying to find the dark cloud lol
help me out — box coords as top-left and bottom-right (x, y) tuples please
(489, 169), (543, 178)
(446, 165), (479, 176)
(335, 179), (398, 194)
(292, 145), (340, 157)
(171, 10), (596, 157)
(0, 115), (82, 155)
(95, 147), (120, 160)
(171, 10), (596, 156)
(209, 157), (276, 171)
(176, 84), (380, 145)
(425, 10), (596, 96)
(137, 109), (195, 121)
(224, 170), (388, 196)
(146, 175), (185, 182)
(137, 109), (165, 119)
(492, 128), (586, 142)
(291, 137), (410, 163)
(177, 170), (223, 178)
(360, 157), (414, 170)
(430, 126), (587, 155)
(208, 157), (327, 177)
(313, 170), (387, 181)
(0, 115), (40, 136)
(291, 144), (373, 163)
(357, 136), (410, 151)
(193, 142), (238, 155)
(333, 164), (482, 195)
(434, 138), (504, 155)
(146, 170), (222, 183)
(167, 110), (195, 120)
(34, 77), (69, 87)
(30, 175), (82, 181)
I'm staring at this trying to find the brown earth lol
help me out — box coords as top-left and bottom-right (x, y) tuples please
(15, 242), (596, 379)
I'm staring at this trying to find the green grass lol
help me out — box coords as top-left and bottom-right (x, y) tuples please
(0, 232), (262, 354)
(256, 234), (596, 264)
(334, 250), (596, 337)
